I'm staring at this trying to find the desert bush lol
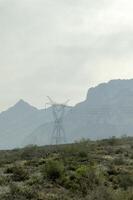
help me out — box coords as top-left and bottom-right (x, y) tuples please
(115, 148), (124, 155)
(42, 160), (64, 181)
(9, 183), (37, 200)
(20, 145), (38, 160)
(11, 164), (29, 181)
(113, 156), (125, 165)
(117, 174), (133, 189)
(76, 165), (89, 177)
(85, 186), (113, 200)
(63, 165), (103, 195)
(5, 165), (14, 174)
(78, 150), (88, 158)
(0, 175), (10, 186)
(27, 174), (43, 186)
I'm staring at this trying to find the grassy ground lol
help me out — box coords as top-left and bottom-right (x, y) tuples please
(0, 137), (133, 200)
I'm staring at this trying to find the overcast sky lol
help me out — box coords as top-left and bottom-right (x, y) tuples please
(0, 0), (133, 110)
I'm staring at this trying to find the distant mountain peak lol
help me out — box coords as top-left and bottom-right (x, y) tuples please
(16, 99), (28, 105)
(13, 99), (38, 111)
(15, 99), (30, 106)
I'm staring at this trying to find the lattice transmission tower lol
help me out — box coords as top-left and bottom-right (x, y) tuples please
(46, 96), (69, 145)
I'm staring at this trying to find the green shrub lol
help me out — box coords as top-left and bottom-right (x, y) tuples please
(113, 156), (125, 165)
(5, 166), (14, 174)
(76, 165), (89, 177)
(85, 186), (113, 200)
(118, 174), (133, 189)
(9, 183), (37, 200)
(11, 164), (29, 182)
(43, 160), (64, 181)
(27, 174), (43, 186)
(78, 151), (88, 158)
(0, 175), (9, 186)
(62, 165), (103, 195)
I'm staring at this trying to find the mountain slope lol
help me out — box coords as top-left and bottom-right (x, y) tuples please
(26, 79), (133, 146)
(0, 100), (53, 149)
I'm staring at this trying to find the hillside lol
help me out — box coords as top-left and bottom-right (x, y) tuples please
(0, 100), (53, 149)
(0, 137), (133, 200)
(27, 79), (133, 146)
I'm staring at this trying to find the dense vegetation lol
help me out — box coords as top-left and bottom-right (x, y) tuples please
(0, 136), (133, 200)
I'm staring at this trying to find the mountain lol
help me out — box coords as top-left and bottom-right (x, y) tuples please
(1, 79), (133, 149)
(0, 100), (53, 149)
(25, 79), (133, 146)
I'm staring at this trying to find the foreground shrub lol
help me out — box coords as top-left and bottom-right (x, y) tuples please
(85, 186), (113, 200)
(11, 164), (29, 181)
(118, 174), (133, 189)
(27, 174), (43, 186)
(42, 160), (64, 181)
(78, 151), (88, 158)
(0, 175), (9, 186)
(113, 156), (125, 165)
(62, 165), (104, 196)
(8, 183), (37, 200)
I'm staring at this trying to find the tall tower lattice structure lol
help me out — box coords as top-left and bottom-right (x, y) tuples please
(46, 96), (69, 145)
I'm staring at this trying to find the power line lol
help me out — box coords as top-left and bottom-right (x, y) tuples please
(46, 96), (69, 145)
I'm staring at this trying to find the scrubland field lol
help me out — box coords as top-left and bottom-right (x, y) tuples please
(0, 137), (133, 200)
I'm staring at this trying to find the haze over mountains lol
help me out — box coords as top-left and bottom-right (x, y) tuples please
(1, 79), (133, 149)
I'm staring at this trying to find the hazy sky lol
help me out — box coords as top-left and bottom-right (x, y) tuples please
(0, 0), (133, 110)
